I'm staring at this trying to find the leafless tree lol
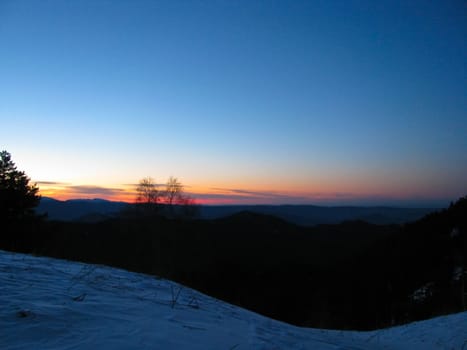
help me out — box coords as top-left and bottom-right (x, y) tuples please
(135, 176), (198, 219)
(164, 176), (183, 206)
(136, 177), (160, 209)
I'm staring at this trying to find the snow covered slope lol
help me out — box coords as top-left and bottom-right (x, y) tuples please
(1, 250), (466, 350)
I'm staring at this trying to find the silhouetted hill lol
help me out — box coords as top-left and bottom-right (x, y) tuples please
(36, 197), (128, 221)
(3, 196), (466, 329)
(359, 196), (467, 321)
(200, 204), (437, 225)
(37, 197), (437, 225)
(217, 210), (296, 230)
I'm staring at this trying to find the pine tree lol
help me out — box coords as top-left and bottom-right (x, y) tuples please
(0, 151), (40, 221)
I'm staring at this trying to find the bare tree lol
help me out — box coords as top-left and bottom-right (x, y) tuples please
(136, 177), (160, 212)
(162, 177), (199, 219)
(134, 176), (198, 219)
(164, 176), (183, 206)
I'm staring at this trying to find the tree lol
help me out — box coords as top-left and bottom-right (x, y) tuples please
(163, 177), (199, 218)
(135, 177), (160, 213)
(164, 176), (183, 206)
(0, 150), (40, 221)
(134, 176), (199, 219)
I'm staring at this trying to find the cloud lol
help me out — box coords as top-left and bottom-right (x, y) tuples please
(192, 187), (397, 205)
(65, 185), (126, 198)
(38, 183), (132, 201)
(37, 183), (427, 206)
(187, 187), (317, 205)
(35, 181), (70, 186)
(208, 187), (282, 198)
(121, 183), (165, 188)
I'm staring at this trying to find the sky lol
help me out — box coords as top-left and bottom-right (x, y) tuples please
(0, 0), (466, 206)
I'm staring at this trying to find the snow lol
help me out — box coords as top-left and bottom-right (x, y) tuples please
(410, 282), (435, 303)
(1, 250), (466, 350)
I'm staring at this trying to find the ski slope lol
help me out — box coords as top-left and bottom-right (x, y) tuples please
(1, 250), (466, 349)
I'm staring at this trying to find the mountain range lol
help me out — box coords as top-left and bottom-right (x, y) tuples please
(36, 197), (438, 225)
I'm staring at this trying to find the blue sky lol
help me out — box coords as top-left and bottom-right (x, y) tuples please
(0, 0), (466, 205)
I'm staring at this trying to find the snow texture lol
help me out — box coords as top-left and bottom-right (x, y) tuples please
(1, 250), (466, 349)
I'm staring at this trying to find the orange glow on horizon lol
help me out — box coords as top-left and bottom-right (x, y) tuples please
(36, 181), (432, 205)
(38, 185), (137, 203)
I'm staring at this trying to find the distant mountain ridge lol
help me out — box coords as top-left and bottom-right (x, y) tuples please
(200, 204), (439, 225)
(37, 197), (438, 225)
(36, 197), (129, 221)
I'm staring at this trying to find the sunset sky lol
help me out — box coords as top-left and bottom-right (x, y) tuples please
(1, 1), (466, 206)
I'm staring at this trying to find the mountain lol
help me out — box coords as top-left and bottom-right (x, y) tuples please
(4, 197), (466, 329)
(36, 197), (129, 221)
(200, 204), (437, 225)
(37, 197), (437, 225)
(2, 249), (465, 350)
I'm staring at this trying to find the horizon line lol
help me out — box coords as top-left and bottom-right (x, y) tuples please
(39, 195), (449, 209)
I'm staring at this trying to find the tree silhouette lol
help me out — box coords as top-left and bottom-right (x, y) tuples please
(164, 176), (183, 206)
(0, 150), (40, 221)
(162, 177), (199, 218)
(135, 177), (160, 213)
(135, 176), (198, 219)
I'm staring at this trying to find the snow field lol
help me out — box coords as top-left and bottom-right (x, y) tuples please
(1, 250), (466, 350)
